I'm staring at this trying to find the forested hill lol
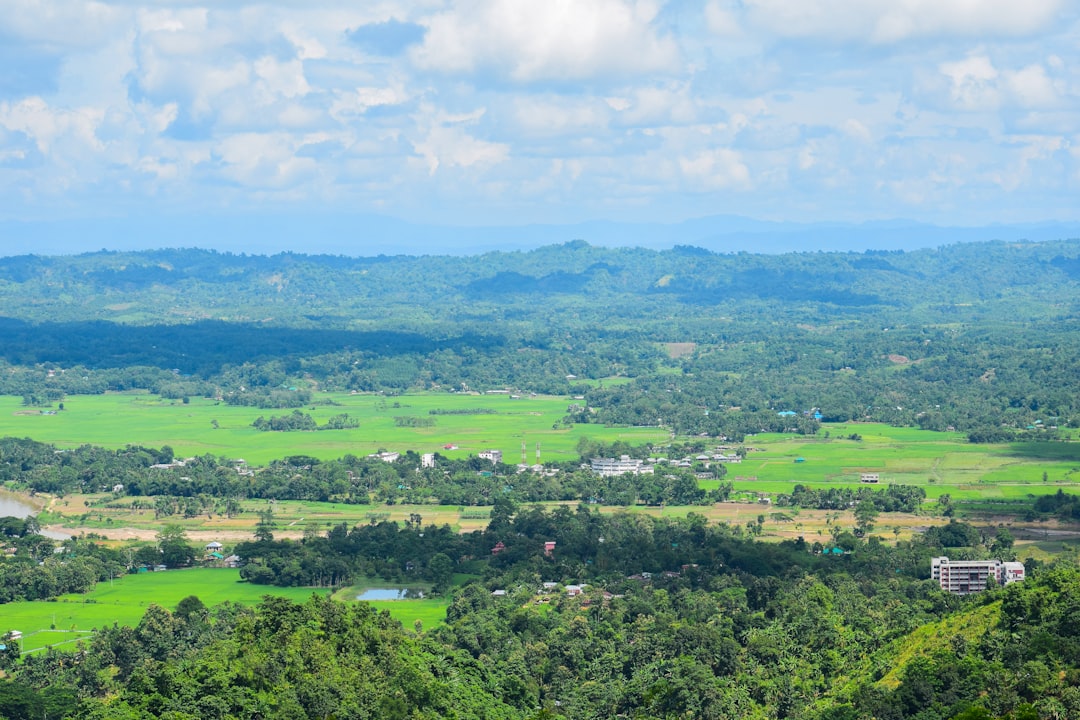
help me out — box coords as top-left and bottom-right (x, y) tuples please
(0, 240), (1077, 325)
(1, 240), (1080, 435)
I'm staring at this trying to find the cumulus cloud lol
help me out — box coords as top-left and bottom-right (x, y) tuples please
(411, 0), (680, 82)
(412, 107), (509, 175)
(0, 0), (1079, 228)
(1003, 64), (1060, 108)
(0, 96), (103, 154)
(921, 55), (1067, 113)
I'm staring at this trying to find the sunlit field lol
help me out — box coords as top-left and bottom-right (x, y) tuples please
(0, 391), (668, 464)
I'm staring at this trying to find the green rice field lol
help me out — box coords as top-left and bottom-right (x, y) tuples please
(5, 391), (1080, 520)
(4, 568), (449, 653)
(0, 392), (668, 465)
(724, 424), (1080, 501)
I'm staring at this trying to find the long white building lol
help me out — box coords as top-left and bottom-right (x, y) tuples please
(930, 556), (1025, 595)
(590, 455), (653, 477)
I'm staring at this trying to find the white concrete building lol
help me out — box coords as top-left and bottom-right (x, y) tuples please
(590, 455), (653, 476)
(930, 556), (1025, 595)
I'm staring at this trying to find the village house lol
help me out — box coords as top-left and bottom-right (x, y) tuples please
(478, 449), (503, 464)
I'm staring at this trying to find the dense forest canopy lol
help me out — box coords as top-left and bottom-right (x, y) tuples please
(0, 240), (1079, 436)
(1, 502), (1077, 719)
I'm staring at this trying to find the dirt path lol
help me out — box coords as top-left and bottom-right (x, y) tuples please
(44, 524), (304, 542)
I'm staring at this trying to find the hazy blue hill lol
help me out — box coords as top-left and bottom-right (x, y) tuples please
(5, 212), (1080, 257)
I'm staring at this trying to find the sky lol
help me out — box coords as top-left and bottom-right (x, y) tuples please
(2, 1), (1080, 253)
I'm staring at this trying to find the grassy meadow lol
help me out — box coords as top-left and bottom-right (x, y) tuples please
(5, 568), (451, 653)
(0, 392), (667, 465)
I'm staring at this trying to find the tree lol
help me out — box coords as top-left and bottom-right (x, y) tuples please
(428, 552), (453, 595)
(157, 524), (195, 568)
(854, 499), (879, 536)
(992, 526), (1015, 555)
(0, 632), (19, 670)
(255, 508), (276, 542)
(303, 520), (322, 541)
(175, 595), (207, 621)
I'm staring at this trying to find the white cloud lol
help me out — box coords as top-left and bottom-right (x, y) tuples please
(411, 0), (680, 82)
(990, 135), (1065, 191)
(3, 0), (126, 48)
(216, 132), (319, 188)
(704, 2), (743, 37)
(842, 119), (872, 143)
(137, 101), (179, 134)
(330, 85), (411, 121)
(733, 0), (1065, 44)
(0, 0), (1079, 229)
(1003, 64), (1059, 108)
(679, 148), (750, 189)
(413, 123), (510, 175)
(939, 55), (1001, 111)
(513, 96), (610, 136)
(254, 57), (310, 100)
(924, 56), (1067, 113)
(618, 85), (699, 126)
(0, 97), (103, 153)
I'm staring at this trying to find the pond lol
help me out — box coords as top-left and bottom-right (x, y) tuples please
(0, 491), (42, 519)
(356, 588), (424, 601)
(0, 490), (69, 539)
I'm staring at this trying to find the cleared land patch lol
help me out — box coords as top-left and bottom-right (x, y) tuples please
(665, 342), (697, 358)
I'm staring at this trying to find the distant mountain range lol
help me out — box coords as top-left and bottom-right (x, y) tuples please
(3, 212), (1079, 257)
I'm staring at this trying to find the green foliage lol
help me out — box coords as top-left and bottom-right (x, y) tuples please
(393, 415), (436, 427)
(251, 409), (317, 431)
(157, 524), (195, 568)
(10, 504), (1080, 720)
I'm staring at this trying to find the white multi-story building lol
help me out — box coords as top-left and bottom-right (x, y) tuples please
(421, 453), (435, 468)
(930, 556), (1025, 595)
(478, 449), (503, 464)
(590, 455), (653, 477)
